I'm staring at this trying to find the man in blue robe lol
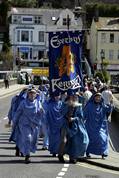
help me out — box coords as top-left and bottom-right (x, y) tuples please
(60, 93), (89, 163)
(46, 92), (64, 157)
(83, 92), (113, 159)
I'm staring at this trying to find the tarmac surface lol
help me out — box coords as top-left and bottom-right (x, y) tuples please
(0, 84), (119, 171)
(0, 84), (27, 98)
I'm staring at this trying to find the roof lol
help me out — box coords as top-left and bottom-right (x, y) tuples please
(10, 7), (62, 16)
(9, 7), (82, 27)
(95, 17), (119, 30)
(9, 8), (66, 26)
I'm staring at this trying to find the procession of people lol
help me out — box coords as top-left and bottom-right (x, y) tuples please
(7, 75), (114, 164)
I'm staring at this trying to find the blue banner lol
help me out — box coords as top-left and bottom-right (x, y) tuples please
(49, 31), (83, 93)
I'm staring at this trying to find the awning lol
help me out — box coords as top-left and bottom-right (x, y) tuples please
(19, 47), (29, 53)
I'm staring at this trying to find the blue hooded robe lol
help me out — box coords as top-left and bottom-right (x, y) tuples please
(46, 99), (64, 154)
(8, 90), (27, 123)
(9, 98), (42, 156)
(64, 104), (89, 159)
(83, 95), (113, 156)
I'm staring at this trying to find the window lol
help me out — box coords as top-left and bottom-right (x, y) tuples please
(30, 48), (32, 59)
(110, 33), (114, 43)
(21, 31), (29, 42)
(109, 50), (114, 60)
(63, 17), (71, 26)
(21, 52), (29, 59)
(38, 31), (44, 42)
(101, 33), (106, 43)
(38, 51), (44, 59)
(18, 47), (29, 60)
(34, 16), (42, 24)
(17, 30), (20, 42)
(13, 15), (21, 23)
(30, 31), (33, 42)
(63, 18), (67, 25)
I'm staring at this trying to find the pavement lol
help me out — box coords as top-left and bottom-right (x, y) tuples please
(0, 84), (27, 98)
(0, 84), (119, 171)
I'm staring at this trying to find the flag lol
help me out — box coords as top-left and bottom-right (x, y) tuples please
(49, 31), (83, 93)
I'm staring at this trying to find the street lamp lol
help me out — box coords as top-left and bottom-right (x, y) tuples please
(100, 49), (105, 71)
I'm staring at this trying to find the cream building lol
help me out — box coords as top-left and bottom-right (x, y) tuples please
(89, 17), (119, 76)
(9, 6), (83, 70)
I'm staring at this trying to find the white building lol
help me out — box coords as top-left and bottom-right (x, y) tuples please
(9, 7), (83, 70)
(88, 17), (119, 76)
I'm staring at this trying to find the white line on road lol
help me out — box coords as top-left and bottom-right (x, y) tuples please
(64, 164), (69, 167)
(3, 117), (8, 120)
(58, 172), (65, 176)
(56, 164), (69, 178)
(61, 167), (68, 172)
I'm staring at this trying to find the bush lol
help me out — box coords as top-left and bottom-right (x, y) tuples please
(95, 71), (104, 82)
(95, 70), (110, 84)
(102, 70), (111, 84)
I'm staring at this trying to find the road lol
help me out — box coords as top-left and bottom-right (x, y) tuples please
(0, 93), (119, 178)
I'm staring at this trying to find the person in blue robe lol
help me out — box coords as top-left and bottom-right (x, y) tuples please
(62, 94), (89, 163)
(83, 92), (113, 159)
(8, 88), (27, 125)
(46, 92), (64, 156)
(8, 94), (19, 125)
(40, 96), (50, 150)
(9, 88), (43, 163)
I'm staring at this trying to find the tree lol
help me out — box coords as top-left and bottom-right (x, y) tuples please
(2, 28), (11, 52)
(0, 1), (13, 70)
(95, 59), (111, 84)
(0, 0), (10, 25)
(85, 3), (119, 27)
(10, 0), (37, 8)
(0, 51), (13, 70)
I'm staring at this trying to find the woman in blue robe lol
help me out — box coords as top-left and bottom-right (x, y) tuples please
(46, 92), (64, 156)
(9, 88), (43, 163)
(83, 92), (113, 158)
(63, 94), (89, 163)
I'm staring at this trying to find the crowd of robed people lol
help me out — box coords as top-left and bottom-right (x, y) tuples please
(7, 76), (114, 164)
